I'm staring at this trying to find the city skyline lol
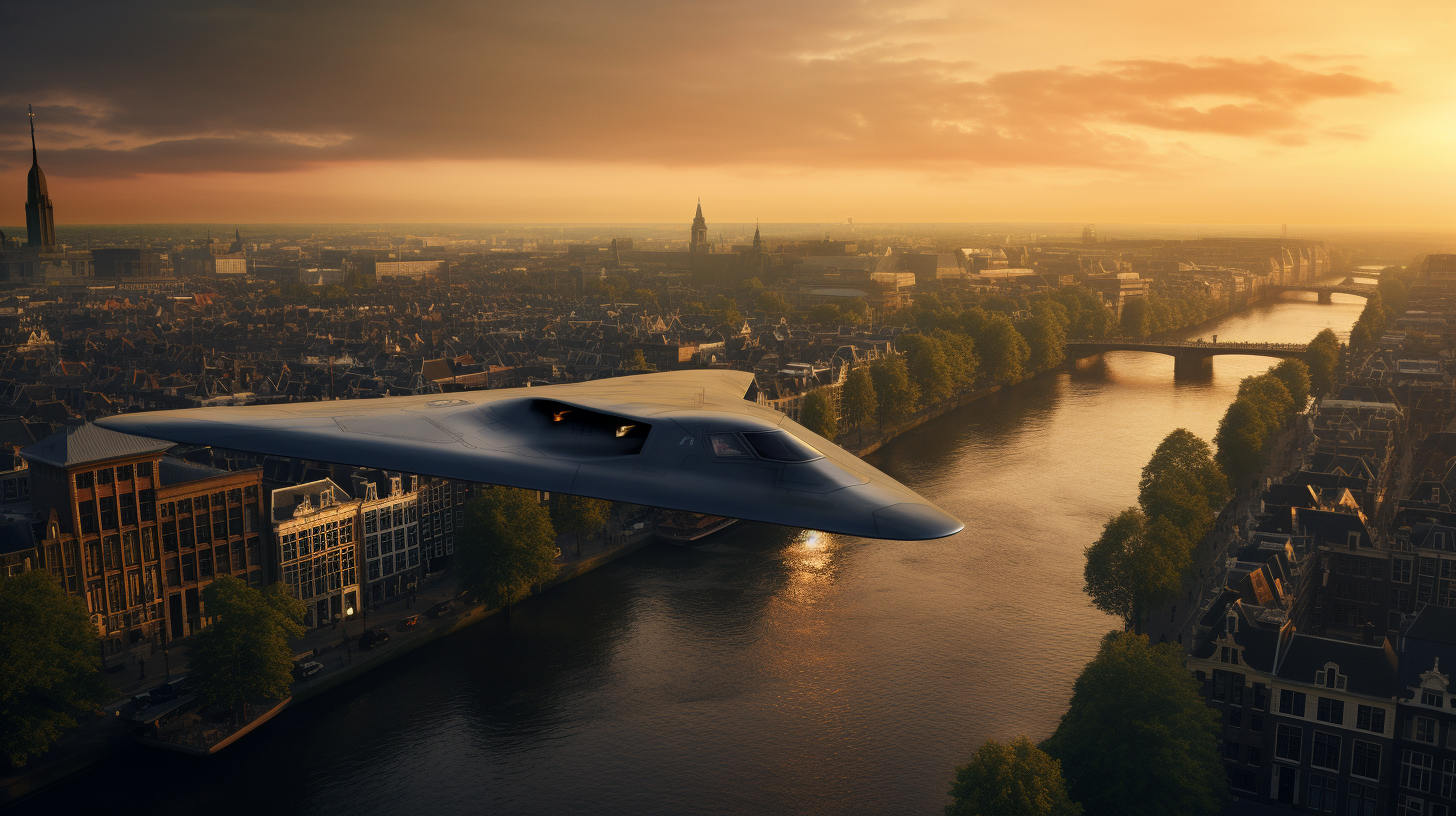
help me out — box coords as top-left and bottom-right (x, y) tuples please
(1, 0), (1452, 226)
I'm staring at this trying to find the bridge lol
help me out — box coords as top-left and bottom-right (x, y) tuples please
(1268, 281), (1377, 303)
(1065, 339), (1308, 375)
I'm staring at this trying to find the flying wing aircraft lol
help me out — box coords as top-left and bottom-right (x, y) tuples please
(95, 369), (962, 540)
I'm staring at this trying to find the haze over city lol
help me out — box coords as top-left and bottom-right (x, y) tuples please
(2, 0), (1454, 226)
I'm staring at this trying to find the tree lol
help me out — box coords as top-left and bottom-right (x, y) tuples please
(842, 368), (878, 431)
(1214, 397), (1269, 491)
(1270, 358), (1311, 409)
(550, 493), (613, 558)
(1045, 632), (1227, 816)
(1119, 298), (1149, 339)
(946, 736), (1082, 816)
(798, 390), (839, 440)
(1378, 275), (1408, 315)
(908, 335), (955, 406)
(1023, 301), (1069, 372)
(933, 329), (979, 390)
(1082, 509), (1187, 634)
(979, 313), (1031, 384)
(1237, 373), (1293, 437)
(631, 288), (659, 308)
(188, 576), (306, 718)
(738, 277), (764, 296)
(754, 290), (791, 315)
(708, 294), (742, 326)
(1305, 328), (1341, 397)
(1138, 429), (1226, 541)
(869, 356), (917, 429)
(1350, 291), (1386, 349)
(808, 304), (842, 326)
(622, 349), (656, 371)
(457, 487), (560, 610)
(0, 570), (111, 766)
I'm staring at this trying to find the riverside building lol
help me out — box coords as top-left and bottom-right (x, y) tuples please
(271, 479), (360, 628)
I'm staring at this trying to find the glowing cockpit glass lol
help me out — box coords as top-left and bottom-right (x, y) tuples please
(743, 431), (822, 462)
(708, 433), (753, 457)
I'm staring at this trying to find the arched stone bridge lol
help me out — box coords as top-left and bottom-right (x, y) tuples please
(1065, 339), (1308, 374)
(1268, 282), (1377, 303)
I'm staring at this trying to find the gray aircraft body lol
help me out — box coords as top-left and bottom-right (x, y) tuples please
(96, 370), (962, 540)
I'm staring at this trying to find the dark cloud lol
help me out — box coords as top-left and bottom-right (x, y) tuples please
(0, 0), (1393, 178)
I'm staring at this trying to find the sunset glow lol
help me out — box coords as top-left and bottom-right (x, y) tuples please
(2, 0), (1453, 225)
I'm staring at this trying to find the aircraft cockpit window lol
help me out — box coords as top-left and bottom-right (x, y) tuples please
(743, 431), (822, 462)
(708, 433), (753, 458)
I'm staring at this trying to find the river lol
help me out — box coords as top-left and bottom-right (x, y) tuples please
(16, 291), (1366, 816)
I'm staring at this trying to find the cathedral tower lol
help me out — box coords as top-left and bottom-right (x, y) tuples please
(24, 106), (56, 249)
(690, 199), (709, 255)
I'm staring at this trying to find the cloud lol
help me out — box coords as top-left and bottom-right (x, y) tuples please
(0, 0), (1394, 179)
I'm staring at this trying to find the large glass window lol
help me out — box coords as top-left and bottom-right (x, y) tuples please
(744, 430), (821, 462)
(79, 500), (97, 534)
(1279, 689), (1306, 717)
(99, 497), (117, 530)
(707, 433), (753, 458)
(1306, 773), (1338, 814)
(1317, 697), (1344, 724)
(1275, 724), (1302, 761)
(1312, 732), (1341, 770)
(1352, 740), (1382, 780)
(1402, 750), (1433, 792)
(75, 471), (93, 489)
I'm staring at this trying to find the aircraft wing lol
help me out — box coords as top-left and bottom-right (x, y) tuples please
(95, 370), (962, 540)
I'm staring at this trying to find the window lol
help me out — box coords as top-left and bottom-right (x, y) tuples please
(1279, 689), (1306, 717)
(1253, 683), (1269, 711)
(1442, 758), (1455, 799)
(1224, 741), (1240, 760)
(1414, 716), (1438, 743)
(1356, 705), (1386, 733)
(197, 548), (212, 578)
(1251, 714), (1264, 732)
(1275, 724), (1302, 761)
(1402, 750), (1434, 792)
(78, 500), (97, 534)
(1352, 740), (1382, 780)
(116, 464), (132, 481)
(99, 497), (117, 529)
(1228, 709), (1242, 727)
(164, 558), (179, 587)
(120, 494), (137, 526)
(366, 535), (379, 559)
(97, 468), (113, 485)
(744, 430), (821, 462)
(1421, 690), (1444, 708)
(1312, 732), (1341, 770)
(216, 544), (230, 574)
(137, 462), (152, 478)
(1230, 767), (1259, 792)
(1306, 773), (1338, 813)
(368, 560), (380, 581)
(1398, 796), (1426, 816)
(227, 488), (241, 505)
(228, 506), (242, 536)
(1247, 745), (1261, 765)
(1348, 782), (1379, 816)
(707, 433), (753, 458)
(139, 489), (155, 521)
(364, 510), (377, 533)
(1317, 697), (1345, 725)
(181, 554), (196, 583)
(75, 471), (93, 489)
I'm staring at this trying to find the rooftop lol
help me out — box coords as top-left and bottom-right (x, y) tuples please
(19, 422), (172, 469)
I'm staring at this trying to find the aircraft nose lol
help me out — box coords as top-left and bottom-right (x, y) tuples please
(871, 502), (964, 540)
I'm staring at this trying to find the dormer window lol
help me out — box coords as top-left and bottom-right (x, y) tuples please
(1347, 531), (1361, 549)
(1227, 614), (1240, 634)
(1433, 486), (1441, 503)
(1318, 665), (1346, 690)
(1421, 690), (1444, 708)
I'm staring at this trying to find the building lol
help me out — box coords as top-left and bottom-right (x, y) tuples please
(1392, 606), (1456, 816)
(271, 478), (360, 629)
(353, 470), (421, 605)
(418, 475), (470, 572)
(18, 422), (265, 655)
(690, 200), (709, 256)
(154, 457), (267, 640)
(25, 106), (56, 249)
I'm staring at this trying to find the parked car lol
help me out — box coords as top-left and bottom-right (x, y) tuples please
(396, 614), (419, 632)
(149, 676), (190, 703)
(129, 692), (152, 710)
(425, 601), (454, 619)
(293, 660), (323, 680)
(358, 628), (391, 650)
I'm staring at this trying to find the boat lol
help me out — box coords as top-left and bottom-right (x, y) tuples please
(655, 511), (740, 544)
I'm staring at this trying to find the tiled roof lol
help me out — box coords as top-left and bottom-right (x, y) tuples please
(19, 422), (172, 468)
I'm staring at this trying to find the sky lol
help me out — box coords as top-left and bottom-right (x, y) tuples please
(2, 0), (1454, 227)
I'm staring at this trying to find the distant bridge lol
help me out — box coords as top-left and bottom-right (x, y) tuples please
(1065, 339), (1308, 374)
(1268, 282), (1377, 303)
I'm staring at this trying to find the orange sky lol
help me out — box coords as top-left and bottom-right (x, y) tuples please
(2, 0), (1453, 226)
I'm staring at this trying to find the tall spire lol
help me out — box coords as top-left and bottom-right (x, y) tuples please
(25, 104), (56, 249)
(695, 198), (703, 219)
(29, 104), (37, 165)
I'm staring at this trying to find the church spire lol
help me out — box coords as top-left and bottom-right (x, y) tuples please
(29, 104), (37, 165)
(25, 104), (56, 249)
